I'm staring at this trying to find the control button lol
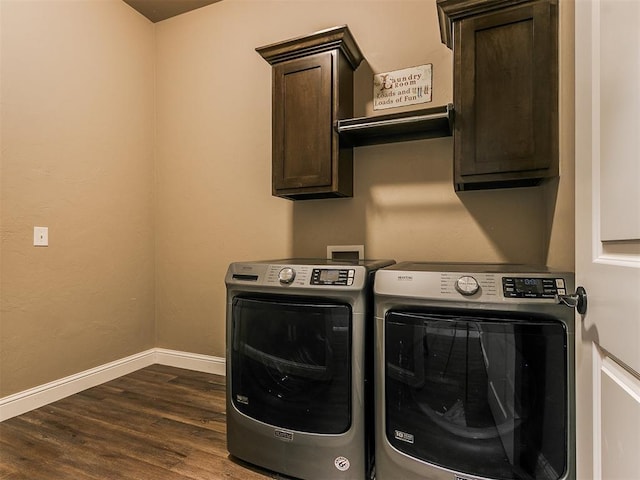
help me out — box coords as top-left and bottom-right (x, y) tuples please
(556, 279), (565, 288)
(557, 288), (566, 295)
(348, 270), (355, 278)
(455, 276), (480, 296)
(347, 278), (354, 286)
(278, 267), (296, 285)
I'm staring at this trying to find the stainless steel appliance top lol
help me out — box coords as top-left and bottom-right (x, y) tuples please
(384, 261), (563, 274)
(244, 258), (395, 269)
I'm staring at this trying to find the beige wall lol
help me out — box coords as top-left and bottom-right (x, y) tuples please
(0, 0), (574, 397)
(153, 1), (293, 355)
(154, 0), (574, 358)
(0, 0), (156, 396)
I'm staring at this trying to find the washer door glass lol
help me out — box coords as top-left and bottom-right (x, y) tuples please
(385, 310), (568, 480)
(232, 296), (352, 434)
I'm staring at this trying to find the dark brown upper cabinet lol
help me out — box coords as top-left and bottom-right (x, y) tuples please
(437, 0), (559, 191)
(257, 26), (363, 200)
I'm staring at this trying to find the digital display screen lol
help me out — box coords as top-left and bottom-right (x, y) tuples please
(503, 276), (559, 298)
(514, 278), (544, 294)
(319, 270), (340, 282)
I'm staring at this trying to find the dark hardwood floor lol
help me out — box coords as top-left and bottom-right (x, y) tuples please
(0, 364), (290, 480)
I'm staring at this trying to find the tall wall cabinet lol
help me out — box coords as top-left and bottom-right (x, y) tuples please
(257, 26), (363, 200)
(438, 0), (559, 191)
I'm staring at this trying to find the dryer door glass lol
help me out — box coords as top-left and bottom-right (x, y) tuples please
(385, 310), (567, 480)
(231, 296), (351, 434)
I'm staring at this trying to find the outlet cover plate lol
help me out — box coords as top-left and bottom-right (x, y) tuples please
(34, 226), (48, 246)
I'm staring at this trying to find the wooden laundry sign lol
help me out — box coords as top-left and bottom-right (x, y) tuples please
(373, 64), (433, 110)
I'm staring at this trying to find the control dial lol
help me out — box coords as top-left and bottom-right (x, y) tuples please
(278, 267), (296, 285)
(455, 275), (480, 296)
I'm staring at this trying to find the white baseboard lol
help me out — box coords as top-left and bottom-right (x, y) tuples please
(0, 348), (226, 422)
(154, 348), (226, 376)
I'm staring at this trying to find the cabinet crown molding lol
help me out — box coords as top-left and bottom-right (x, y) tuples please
(437, 0), (552, 48)
(256, 25), (364, 70)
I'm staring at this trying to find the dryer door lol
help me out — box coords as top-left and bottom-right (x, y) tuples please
(384, 309), (568, 480)
(231, 296), (352, 434)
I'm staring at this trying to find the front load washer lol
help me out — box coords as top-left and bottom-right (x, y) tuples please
(374, 262), (576, 480)
(225, 258), (394, 480)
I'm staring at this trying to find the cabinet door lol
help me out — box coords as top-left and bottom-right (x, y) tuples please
(273, 52), (334, 195)
(454, 0), (558, 190)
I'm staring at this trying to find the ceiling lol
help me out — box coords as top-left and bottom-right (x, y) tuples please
(123, 0), (222, 23)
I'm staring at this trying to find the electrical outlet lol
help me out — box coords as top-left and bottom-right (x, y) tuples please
(34, 226), (48, 247)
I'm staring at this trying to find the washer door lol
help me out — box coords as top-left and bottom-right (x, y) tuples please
(231, 296), (352, 434)
(384, 309), (568, 480)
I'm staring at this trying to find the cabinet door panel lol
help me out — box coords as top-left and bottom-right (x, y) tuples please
(473, 17), (535, 172)
(273, 53), (333, 191)
(454, 0), (557, 189)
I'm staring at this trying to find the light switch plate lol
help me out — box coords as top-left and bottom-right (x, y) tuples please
(34, 226), (48, 246)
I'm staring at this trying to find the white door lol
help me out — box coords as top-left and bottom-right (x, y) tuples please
(574, 1), (640, 479)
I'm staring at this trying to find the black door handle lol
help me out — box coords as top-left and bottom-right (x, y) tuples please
(556, 286), (588, 315)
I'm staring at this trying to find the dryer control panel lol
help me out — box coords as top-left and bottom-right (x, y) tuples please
(502, 277), (567, 299)
(373, 262), (574, 304)
(311, 268), (356, 286)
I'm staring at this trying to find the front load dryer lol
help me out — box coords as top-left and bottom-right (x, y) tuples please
(374, 262), (576, 480)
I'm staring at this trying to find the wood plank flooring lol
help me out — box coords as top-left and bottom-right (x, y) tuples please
(0, 364), (291, 480)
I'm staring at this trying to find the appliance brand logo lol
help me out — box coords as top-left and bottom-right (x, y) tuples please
(235, 394), (249, 405)
(397, 275), (413, 281)
(334, 456), (350, 472)
(394, 430), (414, 444)
(274, 429), (294, 442)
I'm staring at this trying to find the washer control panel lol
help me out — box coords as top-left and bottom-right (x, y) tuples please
(311, 268), (355, 286)
(502, 277), (566, 299)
